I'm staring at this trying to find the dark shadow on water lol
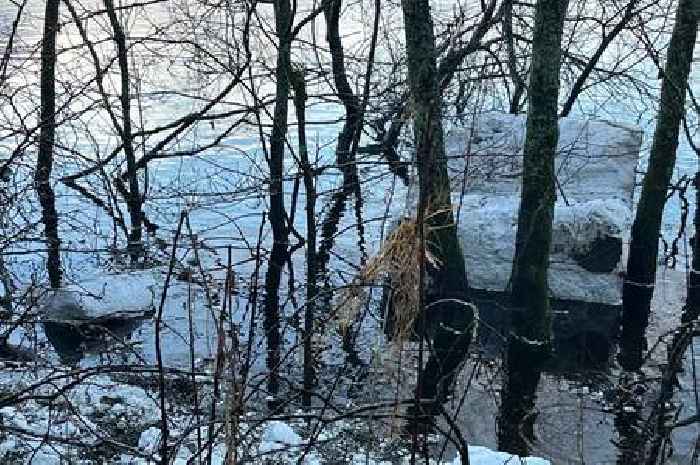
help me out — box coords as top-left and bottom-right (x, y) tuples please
(475, 290), (622, 457)
(384, 287), (621, 377)
(470, 289), (620, 376)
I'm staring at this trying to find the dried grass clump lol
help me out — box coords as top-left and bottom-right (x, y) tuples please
(335, 218), (422, 345)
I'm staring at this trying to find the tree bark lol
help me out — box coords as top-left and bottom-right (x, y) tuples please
(262, 0), (292, 409)
(497, 0), (569, 455)
(36, 0), (62, 289)
(620, 0), (699, 371)
(104, 0), (143, 265)
(401, 0), (474, 425)
(686, 171), (700, 322)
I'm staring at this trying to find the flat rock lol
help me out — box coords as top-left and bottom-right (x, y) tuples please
(40, 272), (157, 323)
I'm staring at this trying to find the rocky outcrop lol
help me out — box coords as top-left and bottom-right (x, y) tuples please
(404, 113), (642, 305)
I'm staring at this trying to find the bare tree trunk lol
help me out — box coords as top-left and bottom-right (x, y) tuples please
(620, 0), (698, 371)
(401, 0), (474, 425)
(36, 0), (62, 289)
(615, 171), (700, 465)
(686, 171), (700, 321)
(262, 0), (292, 410)
(104, 0), (143, 265)
(503, 0), (525, 114)
(497, 0), (568, 456)
(290, 68), (317, 408)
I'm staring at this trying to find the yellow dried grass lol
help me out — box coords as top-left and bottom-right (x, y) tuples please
(335, 218), (423, 345)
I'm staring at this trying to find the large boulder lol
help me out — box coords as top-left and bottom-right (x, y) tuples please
(39, 273), (157, 363)
(40, 272), (157, 324)
(404, 113), (642, 305)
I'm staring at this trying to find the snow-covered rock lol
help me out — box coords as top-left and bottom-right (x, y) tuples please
(406, 113), (642, 305)
(40, 272), (157, 323)
(443, 113), (641, 202)
(458, 445), (551, 465)
(260, 420), (304, 453)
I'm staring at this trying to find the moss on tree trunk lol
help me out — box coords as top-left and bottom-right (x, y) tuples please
(401, 0), (474, 424)
(497, 0), (569, 455)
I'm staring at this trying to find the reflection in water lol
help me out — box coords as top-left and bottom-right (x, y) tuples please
(1, 1), (698, 463)
(471, 290), (620, 457)
(497, 336), (546, 456)
(614, 371), (646, 465)
(467, 289), (619, 374)
(385, 286), (622, 456)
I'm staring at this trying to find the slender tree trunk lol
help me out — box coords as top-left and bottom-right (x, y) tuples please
(615, 171), (700, 465)
(290, 68), (317, 408)
(104, 0), (143, 265)
(620, 0), (698, 371)
(1, 166), (14, 311)
(36, 0), (62, 289)
(0, 254), (12, 311)
(497, 0), (568, 455)
(401, 0), (474, 425)
(262, 0), (292, 409)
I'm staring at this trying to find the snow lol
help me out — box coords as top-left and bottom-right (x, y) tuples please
(459, 195), (629, 304)
(0, 360), (553, 465)
(259, 420), (322, 464)
(443, 113), (642, 203)
(137, 426), (161, 454)
(259, 420), (304, 452)
(0, 367), (162, 464)
(459, 445), (551, 465)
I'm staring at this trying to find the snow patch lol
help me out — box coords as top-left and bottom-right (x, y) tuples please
(138, 426), (161, 454)
(260, 420), (304, 452)
(460, 445), (551, 465)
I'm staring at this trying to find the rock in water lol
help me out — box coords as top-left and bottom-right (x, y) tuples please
(40, 272), (157, 363)
(42, 291), (87, 322)
(41, 272), (156, 324)
(401, 113), (642, 305)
